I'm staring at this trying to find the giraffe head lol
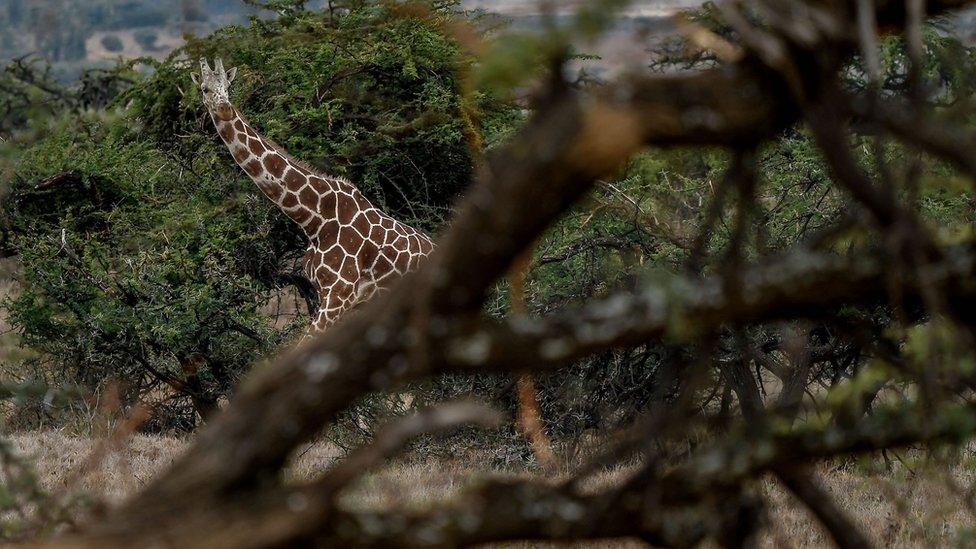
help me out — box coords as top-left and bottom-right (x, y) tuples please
(191, 58), (238, 121)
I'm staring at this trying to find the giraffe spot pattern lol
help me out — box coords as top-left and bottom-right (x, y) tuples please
(244, 158), (263, 177)
(264, 154), (286, 178)
(264, 183), (284, 202)
(281, 192), (299, 209)
(284, 169), (306, 189)
(232, 146), (249, 163)
(298, 186), (318, 209)
(336, 194), (356, 225)
(320, 220), (340, 239)
(351, 214), (370, 237)
(213, 107), (436, 334)
(305, 216), (323, 235)
(320, 193), (337, 217)
(309, 176), (332, 193)
(218, 124), (235, 142)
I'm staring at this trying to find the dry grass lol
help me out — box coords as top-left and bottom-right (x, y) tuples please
(0, 259), (18, 365)
(760, 459), (976, 548)
(8, 431), (187, 503)
(3, 260), (974, 546)
(6, 429), (976, 547)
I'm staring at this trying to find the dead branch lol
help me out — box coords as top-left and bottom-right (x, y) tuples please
(508, 249), (558, 471)
(440, 243), (976, 375)
(35, 0), (976, 546)
(115, 59), (798, 517)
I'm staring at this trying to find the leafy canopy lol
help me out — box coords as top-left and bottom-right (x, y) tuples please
(0, 0), (518, 429)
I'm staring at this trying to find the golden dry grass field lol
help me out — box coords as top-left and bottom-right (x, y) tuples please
(5, 429), (976, 548)
(3, 259), (976, 547)
(0, 259), (17, 365)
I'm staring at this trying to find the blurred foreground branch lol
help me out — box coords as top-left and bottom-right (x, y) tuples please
(38, 0), (976, 547)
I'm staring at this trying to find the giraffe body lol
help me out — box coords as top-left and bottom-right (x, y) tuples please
(194, 59), (434, 332)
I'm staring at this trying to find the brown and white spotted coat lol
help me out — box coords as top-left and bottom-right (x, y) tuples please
(194, 58), (434, 333)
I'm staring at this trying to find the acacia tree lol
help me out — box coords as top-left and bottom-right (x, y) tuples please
(0, 1), (514, 427)
(29, 0), (976, 546)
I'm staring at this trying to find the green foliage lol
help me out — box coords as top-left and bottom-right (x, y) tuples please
(0, 58), (136, 145)
(414, 21), (976, 455)
(3, 0), (975, 451)
(123, 0), (512, 224)
(4, 116), (303, 427)
(1, 1), (518, 429)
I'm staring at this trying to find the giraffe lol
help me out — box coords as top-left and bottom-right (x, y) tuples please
(195, 58), (553, 458)
(193, 58), (434, 333)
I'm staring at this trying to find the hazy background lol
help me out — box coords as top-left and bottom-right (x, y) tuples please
(0, 0), (707, 81)
(5, 0), (976, 83)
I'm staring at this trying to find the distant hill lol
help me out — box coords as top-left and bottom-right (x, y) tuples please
(465, 0), (700, 17)
(0, 0), (696, 82)
(4, 1), (974, 82)
(0, 0), (277, 80)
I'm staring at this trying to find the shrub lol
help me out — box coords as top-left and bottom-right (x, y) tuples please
(0, 0), (519, 430)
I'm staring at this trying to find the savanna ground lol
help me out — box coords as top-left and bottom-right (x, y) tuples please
(1, 260), (971, 548)
(0, 260), (18, 366)
(2, 274), (965, 548)
(6, 428), (976, 548)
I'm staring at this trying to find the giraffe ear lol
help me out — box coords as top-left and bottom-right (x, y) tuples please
(226, 67), (237, 85)
(190, 72), (199, 86)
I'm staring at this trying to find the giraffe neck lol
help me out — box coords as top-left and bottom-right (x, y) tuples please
(209, 106), (342, 238)
(209, 104), (439, 335)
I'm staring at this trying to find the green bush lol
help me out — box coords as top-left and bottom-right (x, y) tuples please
(1, 0), (519, 429)
(124, 0), (516, 225)
(7, 1), (971, 448)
